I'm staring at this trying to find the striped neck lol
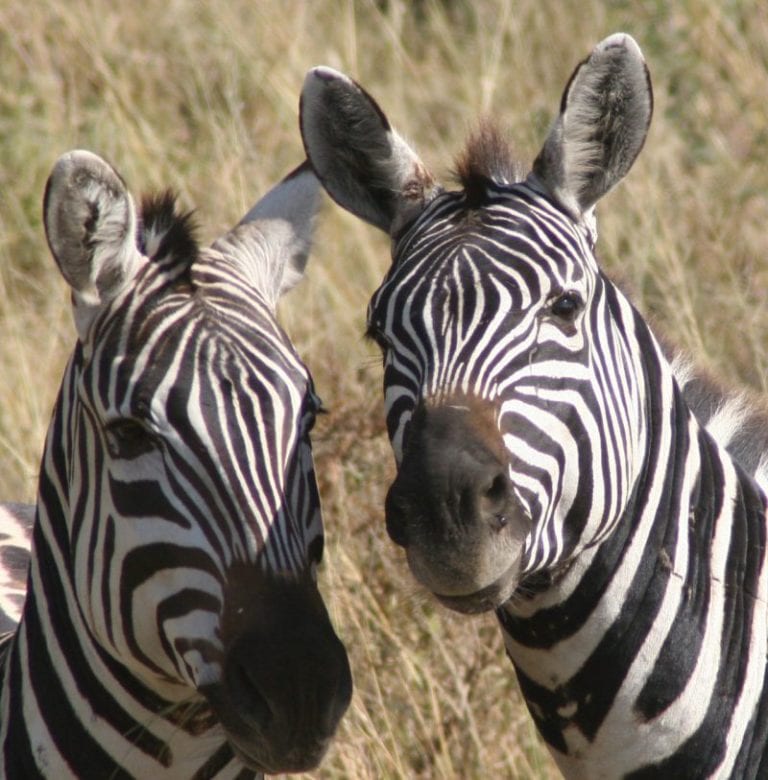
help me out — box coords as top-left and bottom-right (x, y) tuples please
(497, 320), (768, 777)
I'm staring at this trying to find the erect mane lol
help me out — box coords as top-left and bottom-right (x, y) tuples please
(453, 120), (526, 207)
(669, 350), (768, 491)
(606, 268), (768, 491)
(139, 190), (199, 268)
(647, 324), (768, 491)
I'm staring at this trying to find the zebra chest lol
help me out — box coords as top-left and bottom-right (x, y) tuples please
(509, 642), (713, 779)
(502, 563), (768, 779)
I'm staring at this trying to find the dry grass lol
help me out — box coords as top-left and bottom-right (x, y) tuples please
(1, 1), (768, 777)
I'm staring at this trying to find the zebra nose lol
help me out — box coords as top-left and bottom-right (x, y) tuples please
(480, 471), (513, 533)
(225, 634), (276, 730)
(386, 477), (512, 547)
(385, 402), (513, 544)
(385, 486), (410, 547)
(447, 453), (514, 535)
(208, 569), (352, 773)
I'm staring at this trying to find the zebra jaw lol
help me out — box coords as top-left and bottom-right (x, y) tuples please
(429, 559), (522, 615)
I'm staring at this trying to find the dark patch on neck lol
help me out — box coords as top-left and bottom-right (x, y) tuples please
(453, 120), (524, 208)
(139, 190), (199, 270)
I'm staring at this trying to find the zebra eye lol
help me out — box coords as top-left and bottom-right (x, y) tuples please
(302, 387), (327, 437)
(104, 419), (157, 460)
(365, 323), (392, 360)
(303, 404), (327, 436)
(550, 291), (583, 322)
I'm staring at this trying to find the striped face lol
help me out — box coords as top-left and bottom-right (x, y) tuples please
(301, 34), (652, 615)
(68, 250), (323, 687)
(367, 184), (645, 610)
(29, 152), (351, 774)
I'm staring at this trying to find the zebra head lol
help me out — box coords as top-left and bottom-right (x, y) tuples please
(38, 152), (351, 773)
(301, 35), (652, 614)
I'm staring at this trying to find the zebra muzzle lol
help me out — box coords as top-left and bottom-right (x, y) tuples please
(385, 400), (529, 611)
(202, 568), (352, 773)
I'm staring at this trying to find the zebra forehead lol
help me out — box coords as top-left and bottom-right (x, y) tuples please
(453, 121), (526, 205)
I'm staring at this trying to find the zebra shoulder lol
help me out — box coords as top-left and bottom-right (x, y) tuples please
(0, 502), (33, 634)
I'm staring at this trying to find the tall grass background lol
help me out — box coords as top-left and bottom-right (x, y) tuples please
(1, 1), (768, 777)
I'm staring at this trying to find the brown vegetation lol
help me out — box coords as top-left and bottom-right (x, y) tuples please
(1, 1), (767, 776)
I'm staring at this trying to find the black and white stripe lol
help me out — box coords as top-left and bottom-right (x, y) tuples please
(301, 34), (768, 778)
(0, 504), (32, 637)
(0, 151), (351, 777)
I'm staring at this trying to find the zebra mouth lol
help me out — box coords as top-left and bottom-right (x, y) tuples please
(227, 735), (331, 775)
(432, 563), (519, 614)
(227, 742), (270, 774)
(202, 691), (334, 775)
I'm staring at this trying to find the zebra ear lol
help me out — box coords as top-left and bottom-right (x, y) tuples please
(532, 33), (653, 218)
(300, 66), (440, 235)
(44, 150), (143, 340)
(211, 161), (321, 311)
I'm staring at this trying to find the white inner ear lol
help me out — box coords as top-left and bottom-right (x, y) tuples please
(78, 183), (140, 306)
(533, 33), (652, 218)
(44, 150), (144, 341)
(560, 69), (609, 198)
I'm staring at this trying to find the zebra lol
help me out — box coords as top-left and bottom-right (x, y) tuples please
(0, 149), (352, 778)
(300, 34), (768, 779)
(0, 504), (33, 636)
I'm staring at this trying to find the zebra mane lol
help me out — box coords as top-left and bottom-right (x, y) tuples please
(665, 340), (768, 490)
(607, 267), (768, 489)
(453, 121), (526, 207)
(139, 190), (199, 268)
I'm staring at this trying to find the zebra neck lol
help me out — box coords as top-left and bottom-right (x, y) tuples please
(0, 477), (243, 777)
(498, 360), (768, 775)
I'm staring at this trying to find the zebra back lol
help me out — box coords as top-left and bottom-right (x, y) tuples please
(0, 504), (32, 636)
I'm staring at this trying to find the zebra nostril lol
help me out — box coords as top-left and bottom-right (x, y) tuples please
(483, 473), (509, 511)
(480, 472), (513, 533)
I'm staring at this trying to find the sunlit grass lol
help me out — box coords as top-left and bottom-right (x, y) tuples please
(1, 1), (767, 777)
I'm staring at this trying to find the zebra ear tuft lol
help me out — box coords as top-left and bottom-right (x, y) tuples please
(532, 33), (653, 218)
(212, 161), (322, 310)
(44, 150), (143, 339)
(300, 66), (440, 236)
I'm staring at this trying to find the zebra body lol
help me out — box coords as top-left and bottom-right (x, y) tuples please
(301, 35), (768, 778)
(0, 504), (32, 636)
(0, 151), (351, 777)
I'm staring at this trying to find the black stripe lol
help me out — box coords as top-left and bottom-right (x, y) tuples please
(632, 425), (721, 721)
(119, 542), (222, 676)
(190, 741), (237, 779)
(21, 534), (169, 770)
(3, 637), (44, 778)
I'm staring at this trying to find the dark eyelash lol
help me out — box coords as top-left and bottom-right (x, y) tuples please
(549, 290), (584, 321)
(104, 418), (157, 460)
(365, 324), (391, 351)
